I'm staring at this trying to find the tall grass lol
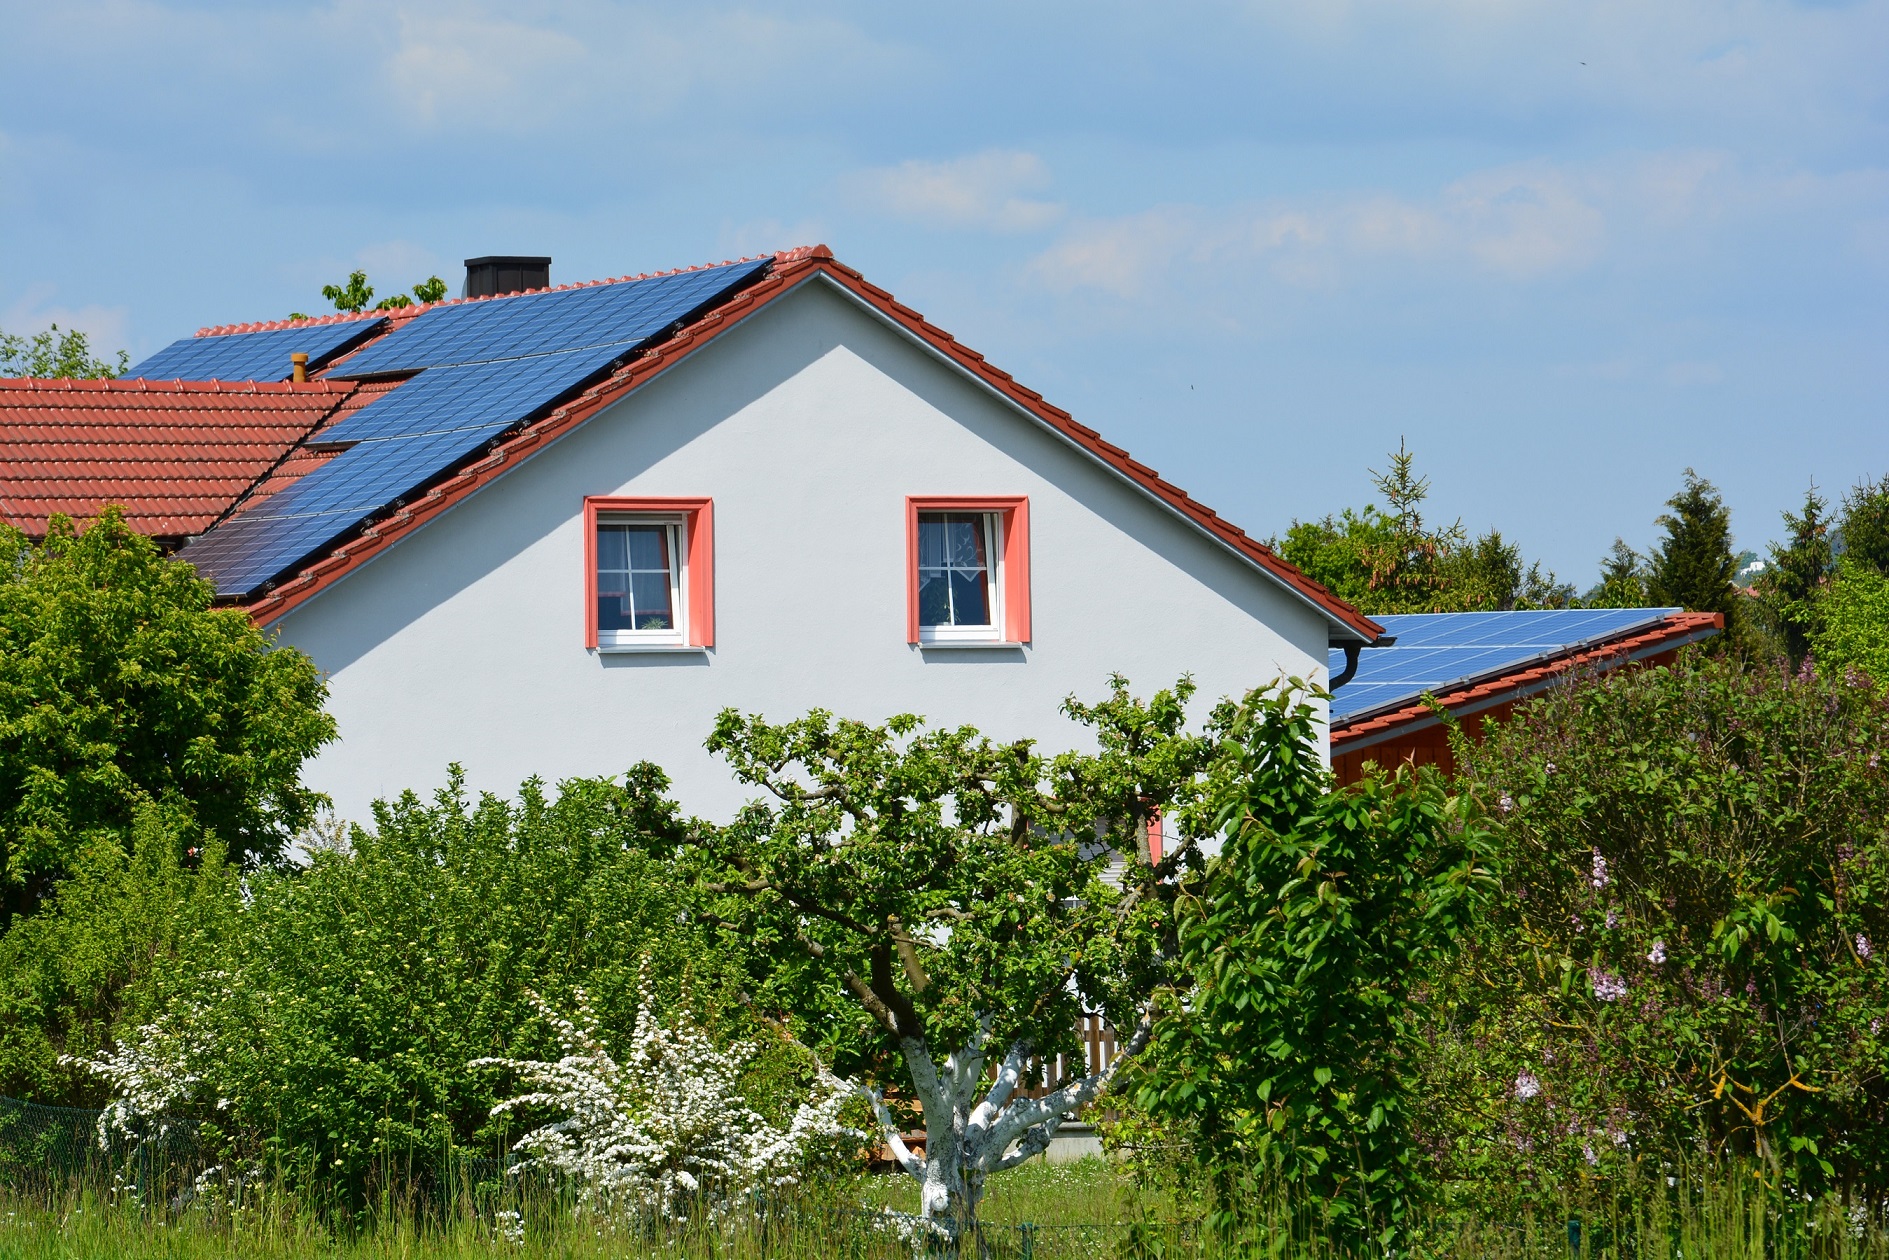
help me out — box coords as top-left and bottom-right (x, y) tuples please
(1, 1159), (1884, 1260)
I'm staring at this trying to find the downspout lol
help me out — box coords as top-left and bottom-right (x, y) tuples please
(1330, 642), (1363, 690)
(1329, 634), (1394, 691)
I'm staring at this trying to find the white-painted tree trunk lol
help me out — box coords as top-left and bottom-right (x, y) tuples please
(844, 1014), (1150, 1236)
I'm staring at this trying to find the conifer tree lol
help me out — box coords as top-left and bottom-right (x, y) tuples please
(1838, 473), (1889, 576)
(1584, 538), (1649, 608)
(1761, 485), (1834, 665)
(1646, 470), (1741, 641)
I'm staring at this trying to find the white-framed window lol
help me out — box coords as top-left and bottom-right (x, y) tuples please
(916, 511), (1003, 643)
(595, 515), (686, 648)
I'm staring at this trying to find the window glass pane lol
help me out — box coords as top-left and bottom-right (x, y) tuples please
(597, 580), (634, 634)
(626, 525), (669, 570)
(596, 524), (629, 570)
(630, 572), (674, 629)
(918, 571), (952, 627)
(945, 516), (987, 568)
(918, 517), (948, 569)
(949, 568), (991, 625)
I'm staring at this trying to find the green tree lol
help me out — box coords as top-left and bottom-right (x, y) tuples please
(1758, 485), (1835, 665)
(0, 510), (334, 927)
(691, 678), (1213, 1235)
(0, 323), (128, 378)
(1646, 469), (1742, 639)
(1583, 537), (1650, 608)
(1277, 443), (1568, 615)
(1136, 684), (1495, 1250)
(319, 270), (376, 313)
(1837, 473), (1889, 577)
(300, 270), (450, 320)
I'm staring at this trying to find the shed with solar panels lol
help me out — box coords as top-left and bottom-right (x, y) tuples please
(1327, 606), (1725, 783)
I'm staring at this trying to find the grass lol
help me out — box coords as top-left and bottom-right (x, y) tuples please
(1, 1158), (1886, 1260)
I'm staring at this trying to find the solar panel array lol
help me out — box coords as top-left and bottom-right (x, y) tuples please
(177, 258), (773, 597)
(1328, 608), (1678, 721)
(127, 319), (386, 381)
(332, 260), (773, 377)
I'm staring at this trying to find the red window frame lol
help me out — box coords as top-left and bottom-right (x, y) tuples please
(905, 495), (1030, 645)
(584, 496), (714, 648)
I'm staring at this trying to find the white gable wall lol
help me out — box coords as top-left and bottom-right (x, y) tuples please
(272, 277), (1332, 823)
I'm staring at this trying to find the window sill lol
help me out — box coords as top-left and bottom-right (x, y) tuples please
(915, 639), (1027, 651)
(593, 644), (705, 655)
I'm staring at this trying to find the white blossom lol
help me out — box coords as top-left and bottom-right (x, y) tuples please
(61, 1013), (217, 1150)
(475, 981), (856, 1219)
(1514, 1072), (1541, 1100)
(1858, 934), (1874, 960)
(1647, 941), (1667, 965)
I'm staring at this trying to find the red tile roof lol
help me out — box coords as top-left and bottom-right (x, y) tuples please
(1330, 611), (1724, 752)
(0, 378), (361, 539)
(239, 245), (1385, 644)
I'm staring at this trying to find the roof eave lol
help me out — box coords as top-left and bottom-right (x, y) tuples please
(1330, 613), (1725, 752)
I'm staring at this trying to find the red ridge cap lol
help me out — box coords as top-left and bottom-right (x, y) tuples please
(241, 249), (1383, 643)
(1330, 612), (1725, 745)
(0, 377), (355, 395)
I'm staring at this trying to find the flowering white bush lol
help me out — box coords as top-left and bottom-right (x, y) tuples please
(475, 980), (856, 1218)
(61, 1010), (219, 1150)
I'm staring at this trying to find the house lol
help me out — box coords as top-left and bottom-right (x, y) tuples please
(1327, 607), (1723, 783)
(2, 246), (1386, 821)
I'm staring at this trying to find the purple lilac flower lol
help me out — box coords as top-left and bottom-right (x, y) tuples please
(1584, 1144), (1599, 1166)
(1872, 1019), (1883, 1036)
(1515, 1072), (1542, 1100)
(1858, 934), (1874, 960)
(1591, 849), (1610, 890)
(1499, 793), (1515, 814)
(1591, 968), (1629, 1002)
(1605, 906), (1620, 930)
(1647, 941), (1667, 965)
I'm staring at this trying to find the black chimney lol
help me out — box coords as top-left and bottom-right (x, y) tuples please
(463, 256), (551, 298)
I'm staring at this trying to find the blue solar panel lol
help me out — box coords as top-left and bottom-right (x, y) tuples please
(127, 319), (386, 380)
(333, 259), (771, 377)
(1328, 608), (1679, 720)
(318, 345), (625, 444)
(178, 423), (511, 596)
(178, 255), (777, 597)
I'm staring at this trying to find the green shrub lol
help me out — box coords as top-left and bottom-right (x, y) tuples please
(1135, 683), (1497, 1250)
(0, 807), (240, 1101)
(1812, 566), (1889, 686)
(1445, 652), (1889, 1199)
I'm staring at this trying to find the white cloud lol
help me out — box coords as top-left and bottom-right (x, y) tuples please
(1020, 150), (1881, 300)
(848, 151), (1065, 233)
(3, 286), (131, 356)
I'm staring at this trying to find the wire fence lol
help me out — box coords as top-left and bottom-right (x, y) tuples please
(0, 1093), (211, 1197)
(0, 1095), (1175, 1258)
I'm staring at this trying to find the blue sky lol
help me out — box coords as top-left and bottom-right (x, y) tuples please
(3, 0), (1884, 584)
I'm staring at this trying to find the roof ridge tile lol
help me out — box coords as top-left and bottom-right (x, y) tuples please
(191, 250), (790, 339)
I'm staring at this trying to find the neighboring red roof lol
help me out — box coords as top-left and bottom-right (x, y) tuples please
(0, 378), (360, 538)
(241, 245), (1386, 644)
(1330, 611), (1724, 752)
